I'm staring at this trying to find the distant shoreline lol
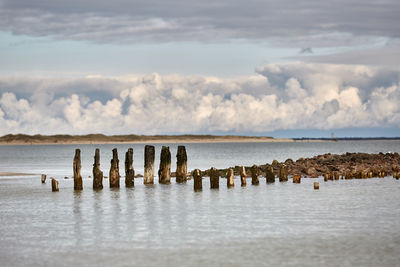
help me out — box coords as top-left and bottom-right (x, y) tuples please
(0, 134), (397, 146)
(0, 134), (294, 145)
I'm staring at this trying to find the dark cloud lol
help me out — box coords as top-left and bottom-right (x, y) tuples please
(0, 0), (399, 43)
(300, 48), (313, 54)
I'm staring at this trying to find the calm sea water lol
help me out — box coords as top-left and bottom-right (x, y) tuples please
(1, 140), (400, 266)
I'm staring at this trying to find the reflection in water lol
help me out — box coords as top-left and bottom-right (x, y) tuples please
(73, 191), (83, 247)
(92, 190), (104, 246)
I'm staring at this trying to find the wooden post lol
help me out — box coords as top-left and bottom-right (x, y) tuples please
(210, 167), (219, 189)
(93, 148), (103, 190)
(41, 174), (46, 183)
(227, 168), (234, 188)
(51, 178), (59, 192)
(265, 166), (275, 183)
(73, 149), (83, 190)
(251, 165), (259, 185)
(292, 175), (300, 183)
(279, 164), (288, 182)
(314, 182), (319, 190)
(125, 148), (135, 187)
(193, 169), (202, 191)
(240, 166), (246, 186)
(158, 146), (171, 184)
(109, 148), (120, 188)
(144, 145), (155, 184)
(176, 146), (187, 183)
(324, 173), (329, 182)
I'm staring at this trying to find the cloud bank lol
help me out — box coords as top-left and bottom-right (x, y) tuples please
(0, 63), (398, 135)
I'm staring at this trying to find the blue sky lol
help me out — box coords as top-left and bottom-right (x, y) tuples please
(0, 0), (399, 137)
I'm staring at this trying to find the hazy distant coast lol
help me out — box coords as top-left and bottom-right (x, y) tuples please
(0, 134), (294, 145)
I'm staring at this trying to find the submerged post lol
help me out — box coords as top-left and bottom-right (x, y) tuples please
(265, 166), (275, 183)
(293, 174), (301, 183)
(251, 165), (259, 185)
(314, 182), (319, 190)
(125, 148), (135, 187)
(144, 145), (155, 185)
(109, 148), (120, 188)
(240, 166), (246, 186)
(41, 174), (46, 183)
(210, 167), (219, 189)
(51, 178), (59, 192)
(279, 164), (288, 182)
(158, 146), (171, 184)
(193, 169), (202, 191)
(227, 168), (234, 188)
(176, 146), (188, 183)
(93, 148), (103, 190)
(73, 149), (83, 190)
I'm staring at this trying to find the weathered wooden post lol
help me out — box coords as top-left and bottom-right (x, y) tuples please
(176, 146), (187, 183)
(279, 164), (288, 182)
(240, 166), (246, 186)
(125, 148), (135, 187)
(193, 169), (202, 191)
(251, 165), (259, 185)
(227, 168), (234, 188)
(93, 148), (103, 190)
(158, 146), (171, 184)
(210, 167), (219, 189)
(144, 145), (155, 185)
(265, 166), (275, 183)
(314, 182), (319, 190)
(73, 149), (83, 190)
(51, 178), (59, 192)
(334, 172), (339, 180)
(292, 175), (300, 183)
(109, 148), (120, 188)
(41, 174), (46, 183)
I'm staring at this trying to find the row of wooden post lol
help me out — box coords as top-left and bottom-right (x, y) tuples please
(68, 145), (188, 190)
(48, 146), (324, 192)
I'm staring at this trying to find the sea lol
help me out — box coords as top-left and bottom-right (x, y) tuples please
(0, 140), (400, 266)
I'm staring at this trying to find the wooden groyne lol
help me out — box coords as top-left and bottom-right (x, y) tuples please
(47, 149), (400, 192)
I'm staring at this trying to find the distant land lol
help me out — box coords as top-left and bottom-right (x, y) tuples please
(0, 134), (398, 145)
(0, 134), (285, 145)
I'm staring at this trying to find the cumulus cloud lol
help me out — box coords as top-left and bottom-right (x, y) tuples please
(0, 62), (398, 135)
(0, 0), (399, 44)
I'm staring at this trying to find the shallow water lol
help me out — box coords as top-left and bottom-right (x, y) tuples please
(1, 140), (400, 266)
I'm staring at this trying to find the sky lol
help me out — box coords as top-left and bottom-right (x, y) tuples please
(0, 0), (399, 137)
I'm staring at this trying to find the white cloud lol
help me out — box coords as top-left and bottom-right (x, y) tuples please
(0, 62), (398, 135)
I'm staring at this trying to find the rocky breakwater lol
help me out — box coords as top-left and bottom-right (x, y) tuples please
(203, 152), (400, 179)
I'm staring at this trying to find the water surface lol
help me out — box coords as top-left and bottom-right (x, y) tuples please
(0, 140), (399, 266)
